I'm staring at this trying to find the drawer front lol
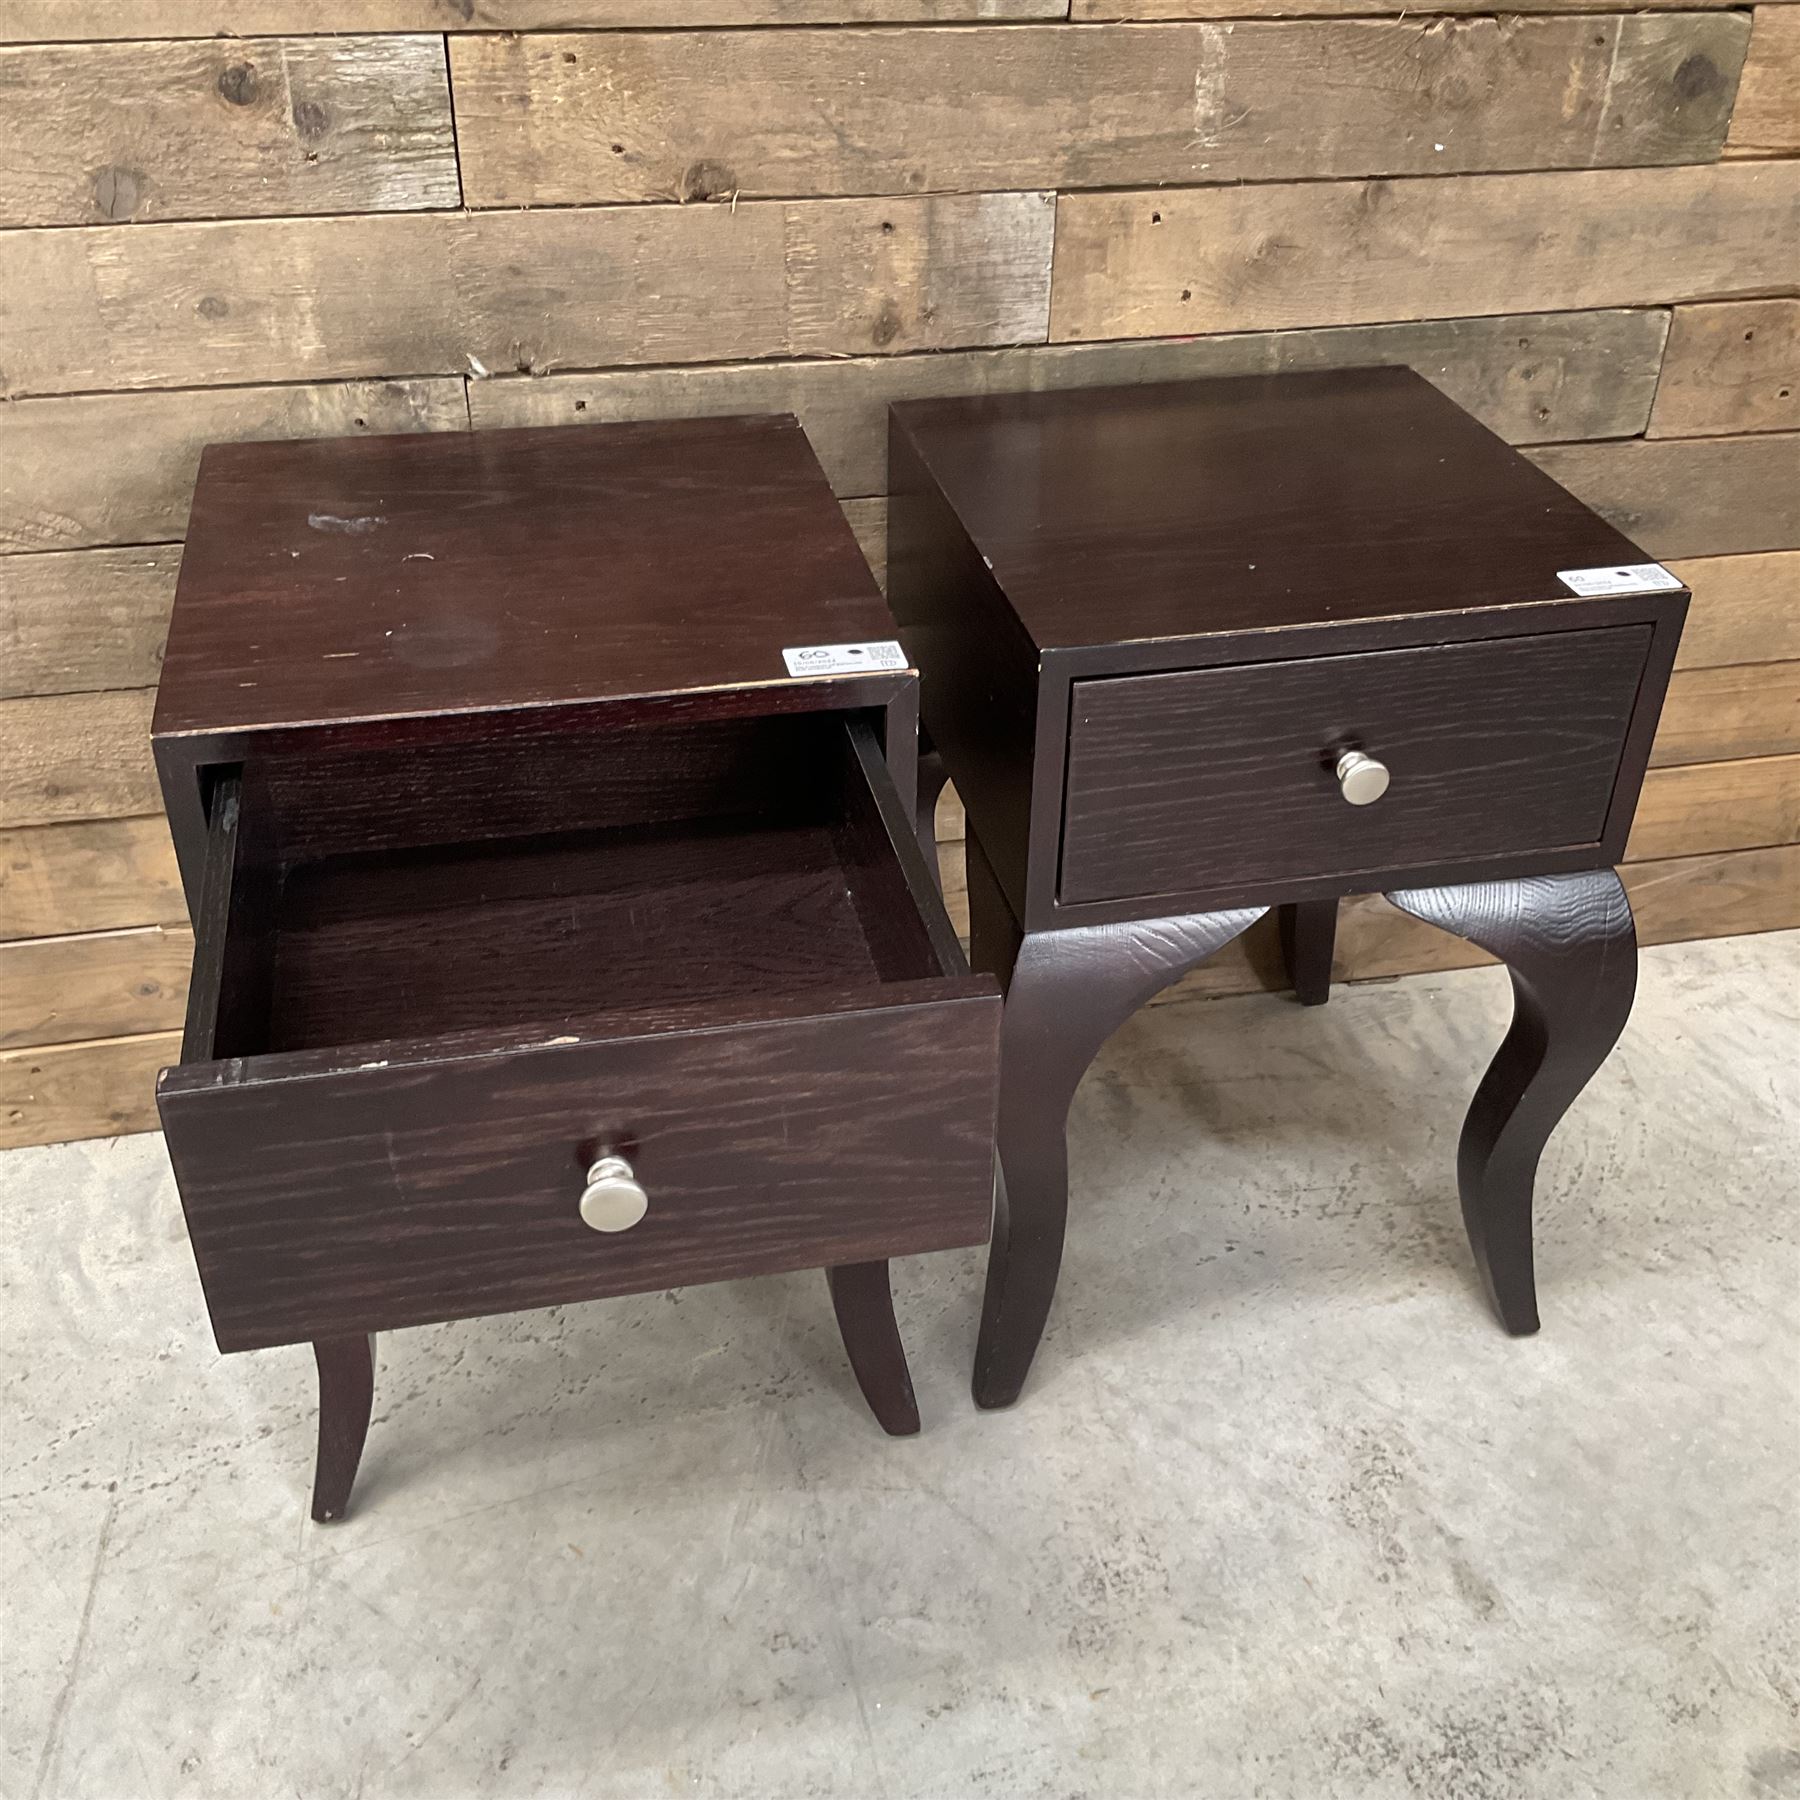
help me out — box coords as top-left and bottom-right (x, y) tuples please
(1060, 626), (1653, 906)
(159, 991), (998, 1352)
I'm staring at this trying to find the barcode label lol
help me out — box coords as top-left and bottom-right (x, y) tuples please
(781, 640), (908, 677)
(1557, 563), (1683, 597)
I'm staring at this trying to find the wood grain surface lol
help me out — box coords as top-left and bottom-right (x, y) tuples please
(0, 925), (193, 1050)
(888, 369), (1659, 653)
(0, 36), (457, 227)
(1649, 301), (1800, 437)
(794, 750), (1800, 867)
(157, 420), (891, 739)
(1652, 662), (1800, 765)
(162, 988), (999, 1351)
(261, 823), (892, 1051)
(0, 380), (467, 554)
(1059, 629), (1650, 905)
(933, 841), (1800, 998)
(1075, 0), (1766, 17)
(0, 691), (159, 830)
(0, 547), (179, 698)
(309, 1335), (376, 1523)
(0, 1030), (177, 1150)
(15, 752), (1790, 1052)
(1667, 552), (1800, 667)
(964, 818), (1266, 1404)
(1050, 163), (1800, 342)
(472, 310), (1670, 497)
(0, 0), (1061, 38)
(0, 195), (1055, 400)
(1529, 433), (1800, 558)
(1625, 754), (1800, 857)
(452, 17), (1744, 206)
(2, 0), (1796, 1148)
(8, 833), (1794, 1152)
(1384, 868), (1639, 1335)
(1729, 7), (1800, 153)
(0, 817), (183, 942)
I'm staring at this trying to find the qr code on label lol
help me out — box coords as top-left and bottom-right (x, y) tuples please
(781, 640), (909, 677)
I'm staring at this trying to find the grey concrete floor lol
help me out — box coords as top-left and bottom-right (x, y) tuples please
(4, 932), (1798, 1800)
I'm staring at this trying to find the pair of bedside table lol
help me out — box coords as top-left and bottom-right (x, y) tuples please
(154, 371), (1680, 1514)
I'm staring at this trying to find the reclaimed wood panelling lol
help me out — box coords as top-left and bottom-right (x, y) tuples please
(0, 548), (178, 699)
(0, 380), (467, 556)
(0, 37), (457, 228)
(1309, 843), (1800, 985)
(13, 658), (1786, 938)
(1649, 300), (1800, 438)
(472, 309), (1669, 497)
(24, 829), (1792, 1154)
(1528, 433), (1800, 558)
(930, 750), (1800, 857)
(1076, 0), (1771, 18)
(842, 498), (888, 592)
(1650, 662), (1800, 766)
(0, 195), (1055, 400)
(0, 925), (193, 1051)
(1275, 843), (1800, 988)
(0, 691), (159, 830)
(1049, 163), (1800, 343)
(6, 833), (1791, 1151)
(1728, 8), (1800, 155)
(1667, 552), (1800, 668)
(0, 0), (1060, 41)
(933, 842), (1800, 999)
(0, 817), (183, 943)
(452, 17), (1745, 208)
(2, 7), (1796, 1149)
(0, 1031), (176, 1150)
(1625, 754), (1800, 858)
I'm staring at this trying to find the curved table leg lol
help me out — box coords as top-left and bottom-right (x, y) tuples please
(311, 1334), (375, 1523)
(1386, 869), (1637, 1336)
(1278, 898), (1338, 1006)
(826, 1261), (921, 1436)
(966, 830), (1266, 1409)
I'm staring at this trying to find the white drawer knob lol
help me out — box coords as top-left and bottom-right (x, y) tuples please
(1335, 749), (1390, 806)
(579, 1155), (648, 1233)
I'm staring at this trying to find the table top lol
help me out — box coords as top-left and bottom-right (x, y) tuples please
(155, 416), (893, 740)
(890, 367), (1656, 655)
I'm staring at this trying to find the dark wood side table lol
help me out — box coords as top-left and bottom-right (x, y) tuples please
(153, 416), (999, 1519)
(888, 369), (1686, 1409)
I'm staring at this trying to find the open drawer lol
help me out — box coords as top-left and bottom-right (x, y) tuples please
(157, 717), (1000, 1353)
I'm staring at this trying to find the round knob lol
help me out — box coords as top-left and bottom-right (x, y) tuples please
(1335, 749), (1390, 806)
(578, 1155), (648, 1233)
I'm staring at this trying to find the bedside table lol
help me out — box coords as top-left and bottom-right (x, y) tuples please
(153, 416), (1000, 1519)
(888, 369), (1686, 1408)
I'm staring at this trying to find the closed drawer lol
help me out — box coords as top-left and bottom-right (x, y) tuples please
(158, 718), (999, 1352)
(1059, 626), (1653, 906)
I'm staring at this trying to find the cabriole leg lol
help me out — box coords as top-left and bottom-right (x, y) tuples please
(826, 1262), (920, 1436)
(967, 831), (1266, 1408)
(1386, 870), (1637, 1334)
(310, 1334), (375, 1523)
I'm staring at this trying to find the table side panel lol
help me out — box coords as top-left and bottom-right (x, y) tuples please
(887, 417), (1044, 922)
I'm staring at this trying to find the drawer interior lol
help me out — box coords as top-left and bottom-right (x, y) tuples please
(187, 714), (959, 1060)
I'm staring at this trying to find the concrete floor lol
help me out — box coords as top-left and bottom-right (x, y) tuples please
(4, 932), (1797, 1800)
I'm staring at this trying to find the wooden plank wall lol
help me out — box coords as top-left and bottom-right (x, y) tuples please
(1, 4), (1796, 1148)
